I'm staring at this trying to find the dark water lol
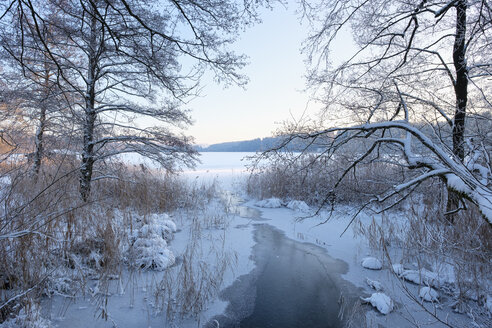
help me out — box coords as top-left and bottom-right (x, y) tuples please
(207, 224), (362, 328)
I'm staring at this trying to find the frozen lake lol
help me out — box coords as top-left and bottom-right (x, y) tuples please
(182, 152), (254, 187)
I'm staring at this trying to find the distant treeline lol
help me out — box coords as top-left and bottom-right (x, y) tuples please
(195, 137), (280, 152)
(195, 136), (335, 152)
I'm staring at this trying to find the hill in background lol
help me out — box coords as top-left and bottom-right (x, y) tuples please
(194, 135), (330, 152)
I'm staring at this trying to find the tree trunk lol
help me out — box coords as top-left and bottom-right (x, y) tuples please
(446, 0), (468, 222)
(79, 4), (98, 202)
(32, 61), (50, 178)
(32, 103), (46, 178)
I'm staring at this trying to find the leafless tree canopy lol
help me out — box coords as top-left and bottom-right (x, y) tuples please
(0, 0), (270, 200)
(273, 0), (492, 223)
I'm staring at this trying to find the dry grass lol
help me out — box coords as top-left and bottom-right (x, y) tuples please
(0, 157), (198, 324)
(151, 203), (236, 325)
(360, 192), (492, 321)
(406, 201), (492, 310)
(247, 152), (406, 206)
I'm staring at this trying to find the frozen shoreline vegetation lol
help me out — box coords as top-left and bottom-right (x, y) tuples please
(0, 151), (490, 328)
(0, 156), (238, 328)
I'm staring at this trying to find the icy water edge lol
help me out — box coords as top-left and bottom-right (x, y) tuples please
(207, 208), (363, 328)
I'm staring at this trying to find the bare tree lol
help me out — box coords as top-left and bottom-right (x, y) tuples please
(1, 0), (268, 201)
(0, 19), (73, 177)
(273, 0), (492, 223)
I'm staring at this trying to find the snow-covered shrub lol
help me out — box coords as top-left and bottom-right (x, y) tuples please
(140, 214), (177, 241)
(132, 238), (175, 270)
(128, 215), (177, 270)
(399, 269), (440, 287)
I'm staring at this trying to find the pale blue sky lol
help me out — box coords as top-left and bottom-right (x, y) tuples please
(187, 3), (355, 145)
(187, 5), (317, 145)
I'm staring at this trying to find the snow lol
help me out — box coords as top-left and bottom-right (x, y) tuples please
(255, 199), (309, 211)
(38, 152), (489, 328)
(487, 295), (492, 315)
(399, 269), (440, 287)
(139, 214), (176, 241)
(0, 304), (51, 328)
(361, 257), (383, 270)
(365, 278), (383, 291)
(445, 172), (492, 224)
(130, 214), (177, 270)
(361, 292), (394, 314)
(419, 287), (439, 302)
(162, 219), (177, 233)
(286, 200), (310, 212)
(255, 197), (283, 208)
(392, 263), (405, 275)
(181, 152), (252, 189)
(0, 176), (11, 186)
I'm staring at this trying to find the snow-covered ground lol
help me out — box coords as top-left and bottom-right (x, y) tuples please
(34, 152), (489, 328)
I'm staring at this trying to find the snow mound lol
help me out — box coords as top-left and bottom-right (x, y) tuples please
(392, 263), (405, 275)
(286, 200), (310, 212)
(419, 287), (439, 302)
(162, 220), (177, 232)
(400, 269), (439, 287)
(130, 214), (177, 270)
(361, 257), (382, 270)
(366, 278), (383, 291)
(361, 292), (394, 314)
(486, 295), (492, 315)
(133, 237), (175, 270)
(139, 216), (177, 242)
(255, 198), (283, 208)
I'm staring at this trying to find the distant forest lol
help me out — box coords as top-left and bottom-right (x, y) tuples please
(195, 137), (282, 152)
(195, 135), (333, 152)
